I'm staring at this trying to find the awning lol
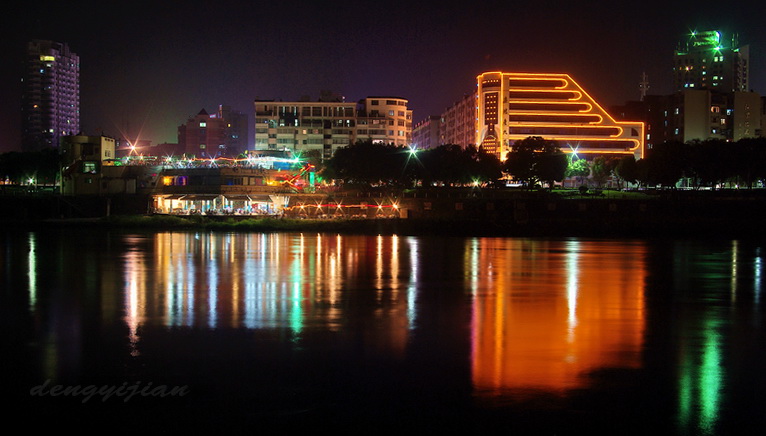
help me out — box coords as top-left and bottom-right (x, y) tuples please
(154, 194), (186, 200)
(223, 194), (253, 201)
(178, 194), (221, 201)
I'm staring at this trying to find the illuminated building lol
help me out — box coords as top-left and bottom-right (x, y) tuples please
(177, 108), (228, 158)
(22, 40), (80, 151)
(476, 72), (645, 160)
(253, 95), (412, 159)
(674, 30), (749, 93)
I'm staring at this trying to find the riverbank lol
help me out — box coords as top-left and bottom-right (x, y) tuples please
(4, 189), (766, 238)
(12, 211), (764, 239)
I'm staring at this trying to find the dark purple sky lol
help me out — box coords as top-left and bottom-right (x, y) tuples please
(2, 0), (764, 152)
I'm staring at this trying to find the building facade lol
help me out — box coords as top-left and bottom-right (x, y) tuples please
(22, 40), (80, 151)
(441, 93), (476, 148)
(217, 105), (250, 156)
(253, 96), (412, 159)
(613, 90), (763, 147)
(60, 134), (158, 196)
(674, 30), (749, 93)
(177, 109), (228, 158)
(476, 72), (645, 160)
(411, 115), (442, 150)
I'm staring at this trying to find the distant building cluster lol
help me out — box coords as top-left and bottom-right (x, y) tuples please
(19, 28), (766, 168)
(414, 29), (764, 158)
(611, 30), (762, 148)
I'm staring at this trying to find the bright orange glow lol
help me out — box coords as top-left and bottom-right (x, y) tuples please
(470, 239), (647, 397)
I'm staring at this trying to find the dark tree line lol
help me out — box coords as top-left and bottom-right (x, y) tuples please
(0, 148), (61, 184)
(631, 137), (766, 189)
(322, 140), (503, 188)
(321, 136), (766, 191)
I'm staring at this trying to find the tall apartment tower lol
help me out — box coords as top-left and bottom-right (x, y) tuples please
(22, 40), (80, 151)
(674, 30), (749, 92)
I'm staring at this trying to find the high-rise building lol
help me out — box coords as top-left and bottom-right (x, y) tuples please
(673, 30), (750, 93)
(22, 40), (80, 151)
(476, 72), (644, 160)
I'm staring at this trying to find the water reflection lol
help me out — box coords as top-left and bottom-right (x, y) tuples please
(469, 239), (647, 396)
(121, 232), (418, 355)
(7, 230), (766, 434)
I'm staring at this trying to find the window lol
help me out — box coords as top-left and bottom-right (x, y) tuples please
(82, 161), (97, 173)
(199, 121), (207, 127)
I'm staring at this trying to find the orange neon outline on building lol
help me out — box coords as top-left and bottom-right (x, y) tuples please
(509, 101), (594, 112)
(476, 72), (645, 159)
(507, 77), (569, 89)
(508, 112), (605, 124)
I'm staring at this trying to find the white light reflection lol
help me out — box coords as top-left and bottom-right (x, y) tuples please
(566, 239), (580, 338)
(468, 238), (480, 296)
(208, 255), (218, 328)
(124, 249), (141, 356)
(27, 232), (37, 309)
(731, 240), (738, 303)
(406, 236), (418, 329)
(754, 247), (761, 305)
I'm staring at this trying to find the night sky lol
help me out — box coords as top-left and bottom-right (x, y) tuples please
(2, 0), (764, 152)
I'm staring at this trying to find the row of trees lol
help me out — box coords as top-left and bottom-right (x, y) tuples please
(321, 140), (503, 187)
(505, 136), (766, 190)
(320, 137), (616, 189)
(322, 136), (766, 191)
(624, 137), (766, 189)
(0, 148), (60, 185)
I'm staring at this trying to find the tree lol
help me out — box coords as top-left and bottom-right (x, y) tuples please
(535, 151), (569, 189)
(614, 155), (639, 188)
(591, 156), (617, 188)
(565, 156), (590, 187)
(504, 136), (566, 188)
(322, 140), (410, 188)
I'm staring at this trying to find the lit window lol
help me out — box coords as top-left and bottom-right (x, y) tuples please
(200, 122), (207, 127)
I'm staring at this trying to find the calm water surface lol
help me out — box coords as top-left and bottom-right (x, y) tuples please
(3, 229), (765, 434)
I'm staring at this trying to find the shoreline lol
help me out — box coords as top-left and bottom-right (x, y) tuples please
(3, 189), (766, 239)
(1, 213), (762, 240)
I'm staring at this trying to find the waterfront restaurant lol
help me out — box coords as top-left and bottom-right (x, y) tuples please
(152, 166), (309, 215)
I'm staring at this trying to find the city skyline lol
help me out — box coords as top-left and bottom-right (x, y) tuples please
(1, 0), (764, 152)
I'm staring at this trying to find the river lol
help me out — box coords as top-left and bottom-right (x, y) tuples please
(3, 229), (764, 434)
